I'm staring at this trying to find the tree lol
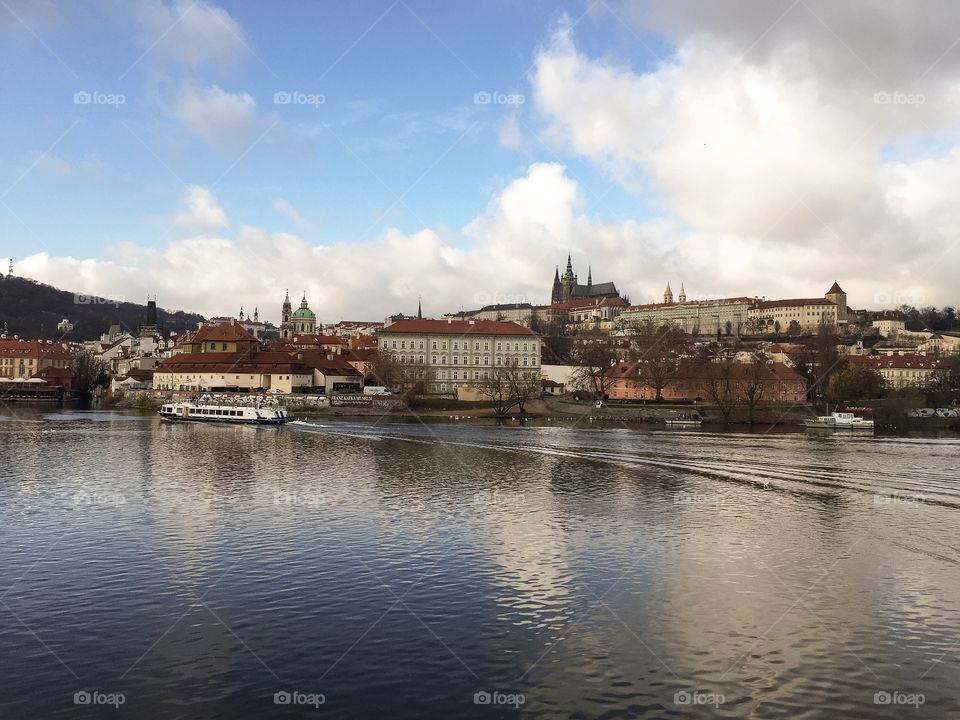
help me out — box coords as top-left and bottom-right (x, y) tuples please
(628, 321), (691, 401)
(72, 349), (110, 401)
(475, 368), (520, 416)
(704, 355), (738, 424)
(507, 370), (540, 414)
(826, 363), (885, 405)
(738, 355), (774, 425)
(368, 349), (403, 391)
(570, 332), (621, 400)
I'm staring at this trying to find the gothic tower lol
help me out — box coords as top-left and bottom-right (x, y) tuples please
(551, 266), (562, 304)
(825, 282), (848, 324)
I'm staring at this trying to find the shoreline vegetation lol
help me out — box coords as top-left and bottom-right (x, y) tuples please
(90, 392), (959, 431)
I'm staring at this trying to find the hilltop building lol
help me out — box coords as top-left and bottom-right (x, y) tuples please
(550, 254), (625, 305)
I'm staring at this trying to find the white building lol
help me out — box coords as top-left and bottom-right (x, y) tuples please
(377, 318), (540, 397)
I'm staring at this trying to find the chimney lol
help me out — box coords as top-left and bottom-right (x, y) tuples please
(447, 318), (452, 324)
(327, 353), (334, 361)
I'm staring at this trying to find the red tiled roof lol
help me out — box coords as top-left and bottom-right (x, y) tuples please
(847, 354), (943, 370)
(0, 339), (74, 358)
(292, 334), (345, 345)
(188, 322), (256, 344)
(297, 349), (363, 376)
(382, 319), (536, 336)
(568, 296), (629, 310)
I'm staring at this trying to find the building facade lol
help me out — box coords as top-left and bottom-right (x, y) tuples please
(0, 339), (74, 379)
(748, 298), (838, 334)
(280, 292), (318, 339)
(618, 294), (754, 336)
(377, 319), (540, 396)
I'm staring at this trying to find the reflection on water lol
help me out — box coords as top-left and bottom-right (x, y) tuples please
(0, 409), (958, 718)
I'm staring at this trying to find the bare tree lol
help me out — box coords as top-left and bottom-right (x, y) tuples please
(368, 349), (403, 391)
(738, 354), (773, 425)
(704, 355), (738, 425)
(628, 321), (691, 401)
(569, 333), (620, 400)
(475, 368), (520, 416)
(508, 369), (541, 414)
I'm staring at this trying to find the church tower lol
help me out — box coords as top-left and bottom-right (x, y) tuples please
(551, 266), (562, 304)
(663, 282), (674, 304)
(678, 283), (686, 303)
(280, 290), (293, 340)
(560, 252), (578, 303)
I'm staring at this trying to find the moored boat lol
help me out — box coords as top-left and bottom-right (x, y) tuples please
(159, 401), (291, 425)
(804, 411), (873, 431)
(664, 412), (702, 428)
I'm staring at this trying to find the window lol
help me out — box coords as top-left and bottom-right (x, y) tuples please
(442, 342), (447, 350)
(432, 356), (437, 364)
(497, 342), (501, 350)
(392, 341), (397, 349)
(432, 341), (437, 349)
(419, 341), (424, 349)
(453, 371), (458, 380)
(453, 342), (458, 350)
(453, 356), (458, 365)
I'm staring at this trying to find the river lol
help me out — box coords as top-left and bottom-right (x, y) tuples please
(1, 408), (958, 718)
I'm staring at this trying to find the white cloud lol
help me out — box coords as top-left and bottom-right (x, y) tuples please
(273, 198), (313, 231)
(25, 151), (104, 181)
(173, 83), (276, 155)
(172, 185), (228, 232)
(133, 0), (248, 68)
(529, 9), (960, 307)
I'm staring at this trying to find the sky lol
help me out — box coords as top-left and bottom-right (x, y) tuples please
(2, 0), (959, 324)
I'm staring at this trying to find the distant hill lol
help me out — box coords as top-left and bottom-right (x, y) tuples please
(0, 275), (205, 341)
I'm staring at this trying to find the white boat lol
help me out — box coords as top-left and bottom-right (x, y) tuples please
(664, 413), (702, 428)
(159, 401), (291, 425)
(804, 412), (874, 430)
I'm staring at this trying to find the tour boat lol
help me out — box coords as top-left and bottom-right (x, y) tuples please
(664, 413), (702, 428)
(159, 401), (292, 425)
(803, 412), (874, 431)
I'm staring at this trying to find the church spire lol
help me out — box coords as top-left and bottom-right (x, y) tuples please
(678, 283), (686, 303)
(565, 252), (573, 275)
(417, 295), (422, 319)
(554, 265), (560, 280)
(587, 265), (592, 287)
(663, 282), (673, 304)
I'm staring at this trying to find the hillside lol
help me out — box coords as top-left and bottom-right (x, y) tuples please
(0, 275), (205, 341)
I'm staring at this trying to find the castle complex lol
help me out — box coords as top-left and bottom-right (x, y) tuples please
(550, 254), (625, 305)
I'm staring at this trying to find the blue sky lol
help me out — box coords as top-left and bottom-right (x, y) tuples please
(2, 1), (957, 319)
(1, 1), (669, 259)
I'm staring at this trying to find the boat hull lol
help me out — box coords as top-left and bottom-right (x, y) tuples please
(159, 413), (291, 425)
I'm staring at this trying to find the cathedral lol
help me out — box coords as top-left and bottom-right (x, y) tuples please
(280, 291), (318, 339)
(550, 254), (627, 305)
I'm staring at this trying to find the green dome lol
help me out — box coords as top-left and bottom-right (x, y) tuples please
(292, 307), (315, 319)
